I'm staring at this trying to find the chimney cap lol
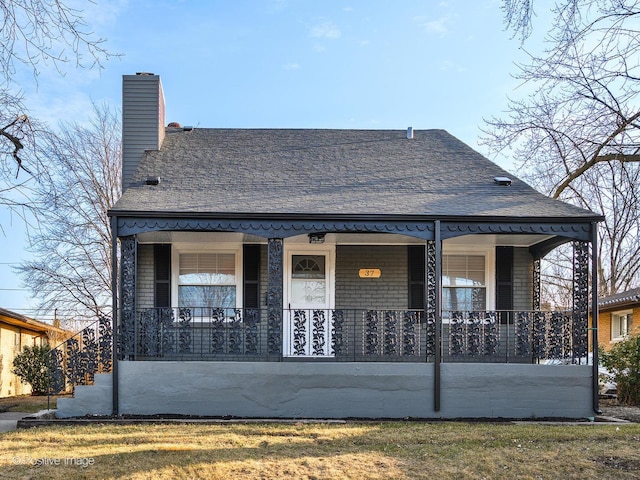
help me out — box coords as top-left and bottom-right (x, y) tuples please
(136, 72), (155, 76)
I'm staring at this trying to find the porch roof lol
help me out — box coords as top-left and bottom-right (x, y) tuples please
(598, 288), (640, 311)
(111, 128), (599, 221)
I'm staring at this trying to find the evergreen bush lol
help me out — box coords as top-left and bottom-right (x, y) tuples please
(600, 335), (640, 405)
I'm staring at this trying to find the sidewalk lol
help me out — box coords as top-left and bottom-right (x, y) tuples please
(0, 412), (31, 433)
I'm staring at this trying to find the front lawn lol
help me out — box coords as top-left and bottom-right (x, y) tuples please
(1, 421), (640, 479)
(0, 395), (64, 413)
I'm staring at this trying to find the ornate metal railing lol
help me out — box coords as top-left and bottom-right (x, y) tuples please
(128, 307), (588, 364)
(442, 310), (587, 363)
(46, 316), (113, 402)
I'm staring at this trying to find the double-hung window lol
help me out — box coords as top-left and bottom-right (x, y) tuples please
(442, 254), (487, 312)
(178, 253), (237, 315)
(611, 310), (632, 341)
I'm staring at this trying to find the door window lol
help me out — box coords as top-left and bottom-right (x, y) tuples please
(290, 255), (326, 306)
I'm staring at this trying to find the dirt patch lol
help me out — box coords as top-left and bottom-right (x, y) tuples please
(599, 398), (640, 422)
(593, 456), (640, 471)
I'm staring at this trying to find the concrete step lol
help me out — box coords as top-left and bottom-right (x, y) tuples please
(92, 373), (113, 387)
(56, 377), (113, 418)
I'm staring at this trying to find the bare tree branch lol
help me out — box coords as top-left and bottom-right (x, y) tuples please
(0, 0), (117, 227)
(485, 0), (640, 298)
(16, 103), (121, 320)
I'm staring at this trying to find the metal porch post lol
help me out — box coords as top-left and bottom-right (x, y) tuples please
(111, 216), (119, 416)
(591, 222), (601, 414)
(267, 238), (284, 360)
(433, 221), (442, 412)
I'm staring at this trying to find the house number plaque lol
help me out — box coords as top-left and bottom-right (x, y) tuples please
(359, 268), (381, 278)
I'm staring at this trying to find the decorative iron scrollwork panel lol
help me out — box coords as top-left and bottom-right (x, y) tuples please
(47, 349), (66, 394)
(515, 311), (531, 357)
(331, 310), (345, 356)
(119, 235), (136, 359)
(572, 241), (589, 361)
(177, 308), (192, 353)
(467, 311), (481, 356)
(364, 310), (379, 355)
(403, 311), (418, 356)
(548, 312), (564, 359)
(426, 241), (437, 356)
(210, 308), (225, 354)
(533, 259), (541, 312)
(244, 309), (260, 355)
(383, 311), (398, 356)
(532, 311), (547, 359)
(483, 312), (498, 356)
(228, 310), (243, 355)
(450, 312), (465, 356)
(312, 310), (326, 355)
(98, 316), (113, 371)
(292, 310), (307, 355)
(267, 238), (283, 356)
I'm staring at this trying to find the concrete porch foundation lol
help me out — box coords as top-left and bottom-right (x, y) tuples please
(56, 361), (593, 419)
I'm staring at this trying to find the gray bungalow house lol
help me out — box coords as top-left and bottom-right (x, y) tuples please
(57, 73), (602, 419)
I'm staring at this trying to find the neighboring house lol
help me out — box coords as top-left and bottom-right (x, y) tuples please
(57, 73), (604, 419)
(0, 308), (65, 397)
(597, 288), (640, 350)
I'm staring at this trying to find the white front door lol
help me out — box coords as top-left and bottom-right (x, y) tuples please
(283, 246), (335, 357)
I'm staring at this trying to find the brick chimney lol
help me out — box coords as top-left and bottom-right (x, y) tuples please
(121, 73), (166, 191)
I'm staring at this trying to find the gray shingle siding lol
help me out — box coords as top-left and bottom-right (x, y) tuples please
(335, 246), (408, 310)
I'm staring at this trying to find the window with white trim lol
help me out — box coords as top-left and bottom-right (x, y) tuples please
(442, 254), (486, 311)
(612, 310), (632, 341)
(178, 253), (237, 311)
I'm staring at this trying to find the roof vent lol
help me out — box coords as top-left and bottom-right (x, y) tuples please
(494, 176), (512, 186)
(407, 127), (414, 139)
(167, 121), (182, 128)
(183, 126), (194, 131)
(146, 176), (161, 186)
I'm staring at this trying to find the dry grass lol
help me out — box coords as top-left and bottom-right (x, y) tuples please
(1, 421), (640, 479)
(0, 395), (64, 413)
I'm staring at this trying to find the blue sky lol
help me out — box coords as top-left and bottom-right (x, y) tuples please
(0, 0), (541, 320)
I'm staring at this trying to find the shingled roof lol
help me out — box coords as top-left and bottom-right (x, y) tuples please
(599, 288), (640, 310)
(112, 128), (599, 220)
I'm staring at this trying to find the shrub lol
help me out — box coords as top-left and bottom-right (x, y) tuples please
(11, 344), (54, 395)
(600, 335), (640, 405)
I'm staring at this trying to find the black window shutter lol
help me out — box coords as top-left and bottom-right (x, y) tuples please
(495, 247), (514, 321)
(154, 244), (171, 308)
(408, 245), (425, 310)
(243, 244), (261, 309)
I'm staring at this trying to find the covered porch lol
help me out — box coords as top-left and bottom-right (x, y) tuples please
(114, 216), (596, 368)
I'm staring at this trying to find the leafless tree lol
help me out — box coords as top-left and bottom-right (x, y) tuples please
(17, 104), (121, 321)
(0, 0), (114, 224)
(483, 0), (640, 296)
